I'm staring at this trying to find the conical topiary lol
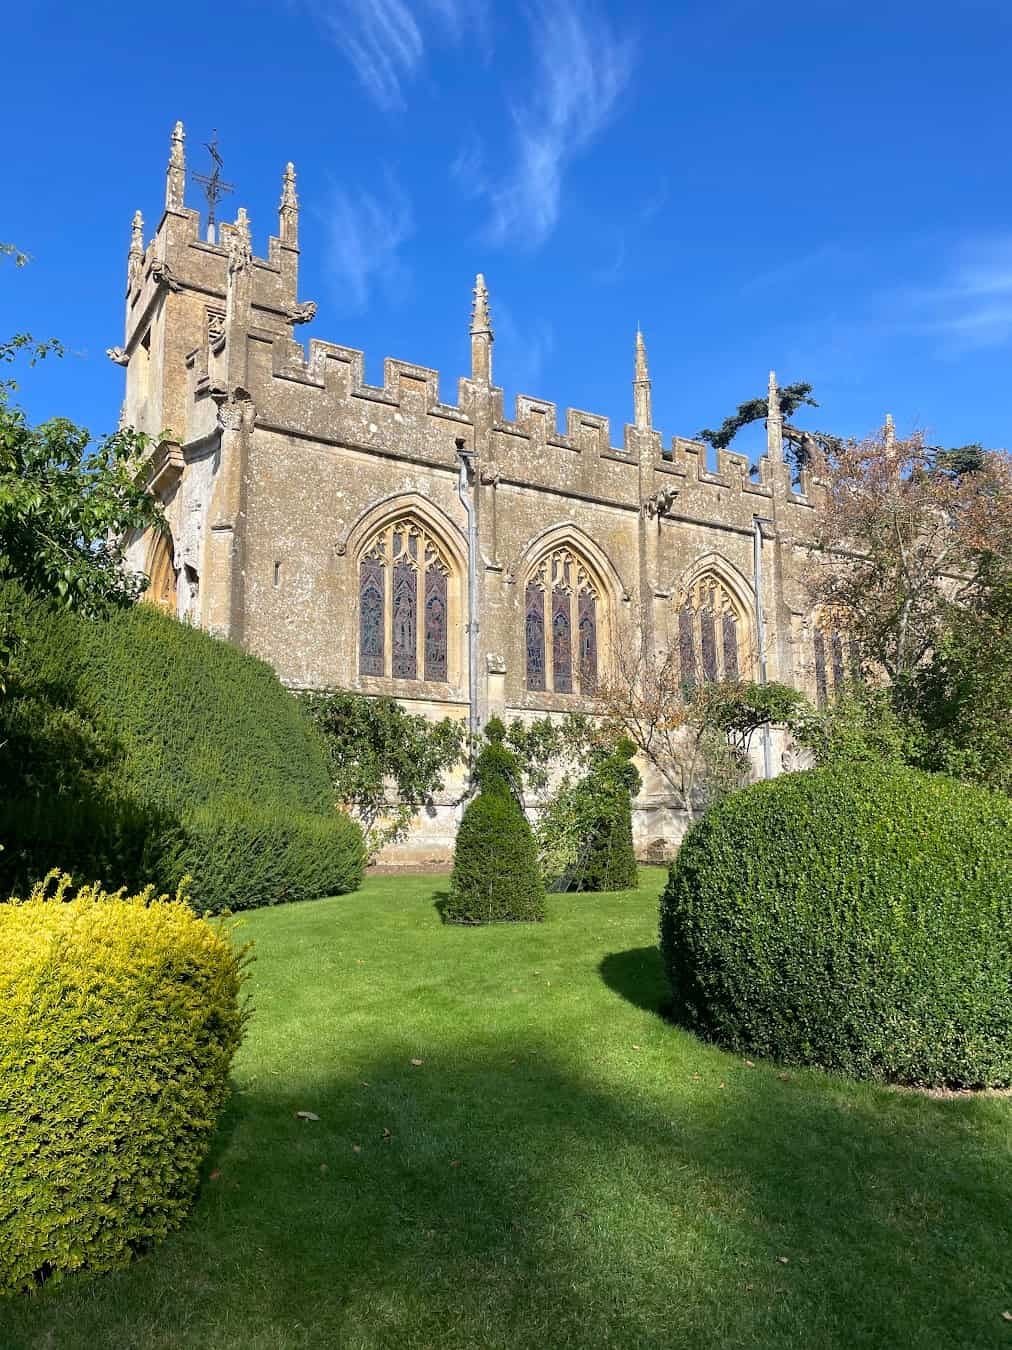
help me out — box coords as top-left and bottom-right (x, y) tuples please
(444, 719), (545, 923)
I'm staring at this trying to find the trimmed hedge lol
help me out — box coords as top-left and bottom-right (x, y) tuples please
(660, 763), (1012, 1087)
(68, 604), (334, 817)
(0, 873), (250, 1295)
(444, 720), (545, 924)
(0, 585), (364, 908)
(164, 797), (367, 912)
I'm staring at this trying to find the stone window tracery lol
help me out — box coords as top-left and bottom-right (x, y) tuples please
(525, 547), (600, 695)
(358, 519), (452, 683)
(812, 618), (858, 706)
(677, 573), (748, 686)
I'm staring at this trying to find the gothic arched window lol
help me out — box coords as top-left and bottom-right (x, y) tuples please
(144, 529), (177, 615)
(677, 572), (749, 686)
(813, 618), (858, 706)
(525, 547), (601, 695)
(358, 519), (452, 683)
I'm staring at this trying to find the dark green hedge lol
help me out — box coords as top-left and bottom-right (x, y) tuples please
(660, 763), (1012, 1087)
(444, 721), (545, 924)
(72, 605), (334, 816)
(163, 797), (366, 913)
(0, 585), (363, 909)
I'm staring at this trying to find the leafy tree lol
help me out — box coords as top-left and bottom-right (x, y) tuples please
(444, 719), (545, 923)
(901, 574), (1012, 795)
(0, 336), (163, 616)
(299, 689), (466, 857)
(597, 639), (803, 820)
(789, 681), (919, 770)
(698, 381), (840, 471)
(502, 712), (596, 801)
(807, 428), (1012, 681)
(1, 243), (31, 269)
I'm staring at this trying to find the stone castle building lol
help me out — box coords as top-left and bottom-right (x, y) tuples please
(117, 124), (844, 861)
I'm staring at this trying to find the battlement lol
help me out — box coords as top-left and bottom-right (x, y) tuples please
(118, 123), (819, 526)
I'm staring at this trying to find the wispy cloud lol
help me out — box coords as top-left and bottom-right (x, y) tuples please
(322, 172), (413, 311)
(896, 235), (1012, 354)
(496, 304), (555, 396)
(592, 232), (627, 286)
(304, 0), (488, 111)
(741, 241), (853, 295)
(457, 0), (635, 250)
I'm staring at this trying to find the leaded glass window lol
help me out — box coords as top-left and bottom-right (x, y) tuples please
(359, 553), (385, 677)
(812, 619), (851, 706)
(678, 608), (696, 688)
(526, 580), (546, 690)
(814, 629), (828, 706)
(676, 572), (748, 684)
(424, 567), (448, 682)
(357, 519), (452, 683)
(525, 547), (599, 694)
(722, 612), (739, 680)
(578, 592), (597, 694)
(700, 598), (718, 683)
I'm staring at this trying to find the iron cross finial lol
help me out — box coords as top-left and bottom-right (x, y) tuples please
(190, 129), (235, 241)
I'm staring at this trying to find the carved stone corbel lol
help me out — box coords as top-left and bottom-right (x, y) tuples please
(150, 259), (181, 293)
(643, 485), (679, 519)
(106, 346), (129, 366)
(286, 300), (317, 325)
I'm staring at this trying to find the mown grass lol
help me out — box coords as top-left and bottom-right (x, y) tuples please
(4, 868), (1011, 1349)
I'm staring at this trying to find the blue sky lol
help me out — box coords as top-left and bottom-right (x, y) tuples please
(4, 0), (1012, 463)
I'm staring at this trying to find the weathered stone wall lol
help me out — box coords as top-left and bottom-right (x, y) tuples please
(117, 124), (831, 866)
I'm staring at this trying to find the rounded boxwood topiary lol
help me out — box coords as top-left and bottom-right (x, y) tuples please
(0, 872), (250, 1296)
(660, 763), (1012, 1087)
(444, 719), (545, 923)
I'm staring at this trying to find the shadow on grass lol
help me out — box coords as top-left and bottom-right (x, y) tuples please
(599, 944), (670, 1017)
(7, 1039), (1012, 1350)
(432, 889), (450, 920)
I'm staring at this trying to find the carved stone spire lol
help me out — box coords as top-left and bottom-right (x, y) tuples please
(766, 369), (784, 463)
(470, 272), (493, 384)
(633, 328), (652, 430)
(166, 120), (186, 212)
(279, 161), (299, 247)
(229, 207), (253, 274)
(884, 412), (896, 449)
(127, 209), (144, 290)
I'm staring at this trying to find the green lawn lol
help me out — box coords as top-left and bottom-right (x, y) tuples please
(4, 869), (1011, 1350)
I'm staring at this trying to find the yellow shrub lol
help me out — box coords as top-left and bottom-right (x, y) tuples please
(0, 871), (251, 1296)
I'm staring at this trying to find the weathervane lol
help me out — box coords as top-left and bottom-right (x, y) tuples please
(190, 130), (234, 242)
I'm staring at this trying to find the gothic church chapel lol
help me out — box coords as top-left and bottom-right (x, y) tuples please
(119, 124), (832, 860)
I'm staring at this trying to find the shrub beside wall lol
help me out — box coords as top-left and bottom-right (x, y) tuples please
(0, 874), (250, 1296)
(0, 586), (364, 907)
(660, 763), (1012, 1087)
(445, 720), (545, 924)
(165, 798), (367, 913)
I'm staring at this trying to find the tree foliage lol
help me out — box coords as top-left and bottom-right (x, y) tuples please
(807, 428), (1012, 681)
(596, 639), (803, 819)
(900, 573), (1012, 795)
(539, 738), (641, 893)
(299, 689), (466, 857)
(0, 336), (163, 617)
